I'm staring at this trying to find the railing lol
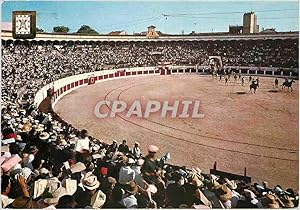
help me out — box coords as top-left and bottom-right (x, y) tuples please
(34, 65), (298, 110)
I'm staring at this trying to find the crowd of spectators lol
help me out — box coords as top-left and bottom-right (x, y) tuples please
(1, 39), (299, 209)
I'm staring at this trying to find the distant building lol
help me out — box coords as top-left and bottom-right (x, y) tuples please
(146, 25), (159, 38)
(260, 28), (277, 33)
(243, 12), (259, 33)
(134, 26), (166, 37)
(229, 25), (243, 34)
(107, 30), (127, 36)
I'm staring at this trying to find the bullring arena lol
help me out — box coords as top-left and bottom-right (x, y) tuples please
(54, 73), (298, 189)
(2, 24), (299, 208)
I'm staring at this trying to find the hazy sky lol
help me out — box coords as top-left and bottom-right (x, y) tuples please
(1, 1), (299, 34)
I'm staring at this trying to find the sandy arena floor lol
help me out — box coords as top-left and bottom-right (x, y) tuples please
(54, 74), (299, 189)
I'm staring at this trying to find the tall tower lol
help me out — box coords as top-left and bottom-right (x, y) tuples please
(243, 12), (259, 33)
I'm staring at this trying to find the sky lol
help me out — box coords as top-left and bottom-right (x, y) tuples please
(1, 1), (299, 34)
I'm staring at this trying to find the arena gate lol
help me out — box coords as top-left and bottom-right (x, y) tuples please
(158, 62), (171, 75)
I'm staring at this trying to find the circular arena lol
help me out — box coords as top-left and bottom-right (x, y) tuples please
(1, 27), (299, 208)
(54, 74), (298, 189)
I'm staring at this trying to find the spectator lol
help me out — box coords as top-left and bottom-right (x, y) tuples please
(132, 142), (141, 159)
(166, 172), (186, 207)
(118, 140), (130, 154)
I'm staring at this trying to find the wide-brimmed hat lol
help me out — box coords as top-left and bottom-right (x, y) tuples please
(224, 178), (237, 190)
(35, 124), (45, 132)
(125, 181), (138, 194)
(192, 175), (203, 187)
(208, 178), (221, 190)
(120, 194), (138, 208)
(1, 154), (22, 172)
(244, 189), (257, 199)
(22, 167), (32, 181)
(44, 186), (67, 205)
(82, 172), (100, 191)
(147, 184), (158, 194)
(119, 166), (135, 185)
(280, 195), (294, 208)
(15, 135), (22, 142)
(3, 113), (11, 120)
(148, 145), (159, 153)
(260, 194), (280, 208)
(39, 132), (50, 141)
(70, 162), (86, 174)
(91, 190), (106, 208)
(215, 184), (233, 202)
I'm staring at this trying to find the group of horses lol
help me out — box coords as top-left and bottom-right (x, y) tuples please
(250, 78), (296, 93)
(249, 77), (296, 93)
(211, 70), (296, 94)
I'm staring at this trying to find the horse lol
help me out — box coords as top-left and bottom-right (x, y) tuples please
(282, 79), (295, 91)
(250, 81), (259, 93)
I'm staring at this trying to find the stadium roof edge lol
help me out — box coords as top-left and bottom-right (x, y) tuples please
(1, 30), (298, 42)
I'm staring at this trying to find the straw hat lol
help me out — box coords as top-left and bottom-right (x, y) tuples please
(82, 172), (100, 191)
(280, 195), (294, 208)
(44, 186), (67, 205)
(215, 184), (233, 202)
(261, 194), (280, 209)
(224, 178), (237, 190)
(91, 190), (106, 208)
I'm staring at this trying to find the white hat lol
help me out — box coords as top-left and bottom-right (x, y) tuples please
(22, 118), (29, 123)
(82, 172), (100, 190)
(128, 158), (135, 164)
(118, 166), (136, 185)
(120, 194), (138, 208)
(40, 168), (49, 175)
(91, 190), (106, 208)
(22, 167), (32, 181)
(36, 124), (45, 132)
(147, 184), (158, 194)
(44, 186), (67, 205)
(16, 135), (22, 142)
(70, 162), (86, 174)
(39, 132), (50, 140)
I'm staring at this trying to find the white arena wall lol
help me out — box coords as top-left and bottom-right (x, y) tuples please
(34, 65), (298, 110)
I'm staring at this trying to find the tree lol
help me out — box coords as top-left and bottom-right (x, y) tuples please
(53, 26), (69, 33)
(76, 25), (99, 35)
(36, 28), (45, 33)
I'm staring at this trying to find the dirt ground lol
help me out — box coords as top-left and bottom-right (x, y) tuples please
(54, 74), (299, 189)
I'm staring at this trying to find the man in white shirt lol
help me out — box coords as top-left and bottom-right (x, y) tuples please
(1, 175), (14, 208)
(75, 129), (90, 153)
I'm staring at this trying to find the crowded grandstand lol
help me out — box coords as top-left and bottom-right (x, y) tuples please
(1, 1), (299, 209)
